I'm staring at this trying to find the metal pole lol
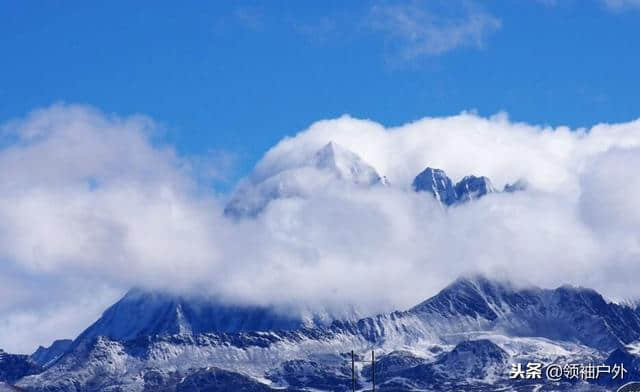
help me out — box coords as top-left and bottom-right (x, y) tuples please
(371, 350), (375, 392)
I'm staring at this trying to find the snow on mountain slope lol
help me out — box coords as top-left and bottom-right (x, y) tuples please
(454, 175), (496, 202)
(413, 167), (521, 206)
(266, 357), (357, 391)
(73, 288), (320, 346)
(226, 143), (526, 216)
(307, 141), (387, 186)
(0, 383), (25, 392)
(412, 168), (457, 206)
(0, 351), (41, 385)
(224, 141), (387, 217)
(30, 340), (72, 369)
(15, 275), (640, 391)
(409, 276), (640, 351)
(383, 339), (509, 387)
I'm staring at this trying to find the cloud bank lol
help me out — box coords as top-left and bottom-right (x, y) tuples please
(1, 104), (640, 353)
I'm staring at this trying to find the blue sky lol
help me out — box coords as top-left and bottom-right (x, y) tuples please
(1, 1), (639, 184)
(3, 1), (640, 354)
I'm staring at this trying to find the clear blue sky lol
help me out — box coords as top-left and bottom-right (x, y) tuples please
(1, 1), (639, 182)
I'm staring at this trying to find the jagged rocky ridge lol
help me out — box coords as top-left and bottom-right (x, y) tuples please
(412, 167), (524, 206)
(4, 276), (640, 391)
(225, 141), (523, 217)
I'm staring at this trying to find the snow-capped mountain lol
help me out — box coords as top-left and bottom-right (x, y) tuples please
(412, 166), (523, 206)
(226, 142), (527, 216)
(408, 276), (640, 351)
(412, 168), (457, 206)
(308, 142), (386, 186)
(454, 175), (496, 202)
(73, 288), (333, 346)
(8, 275), (640, 391)
(224, 141), (387, 217)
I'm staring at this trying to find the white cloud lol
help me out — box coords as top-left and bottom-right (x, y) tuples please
(231, 112), (640, 309)
(367, 0), (501, 58)
(234, 6), (266, 30)
(603, 0), (640, 9)
(0, 104), (228, 352)
(534, 0), (640, 10)
(535, 0), (558, 5)
(2, 104), (640, 354)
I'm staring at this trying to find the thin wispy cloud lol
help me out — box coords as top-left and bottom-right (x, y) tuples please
(233, 6), (266, 30)
(603, 0), (640, 9)
(534, 0), (559, 6)
(367, 0), (502, 59)
(536, 0), (640, 10)
(291, 16), (341, 42)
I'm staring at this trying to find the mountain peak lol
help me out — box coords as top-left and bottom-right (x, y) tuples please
(408, 274), (523, 321)
(225, 141), (386, 217)
(412, 167), (457, 206)
(445, 274), (514, 292)
(312, 141), (338, 164)
(412, 167), (517, 206)
(407, 274), (640, 351)
(72, 288), (328, 345)
(308, 141), (384, 186)
(317, 140), (338, 155)
(454, 175), (496, 202)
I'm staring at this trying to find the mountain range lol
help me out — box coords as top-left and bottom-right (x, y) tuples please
(2, 142), (632, 391)
(225, 141), (524, 217)
(2, 275), (640, 391)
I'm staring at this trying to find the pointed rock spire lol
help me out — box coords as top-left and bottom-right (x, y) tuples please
(412, 167), (457, 206)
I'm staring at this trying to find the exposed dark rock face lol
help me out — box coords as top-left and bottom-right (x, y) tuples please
(0, 350), (41, 385)
(413, 167), (502, 206)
